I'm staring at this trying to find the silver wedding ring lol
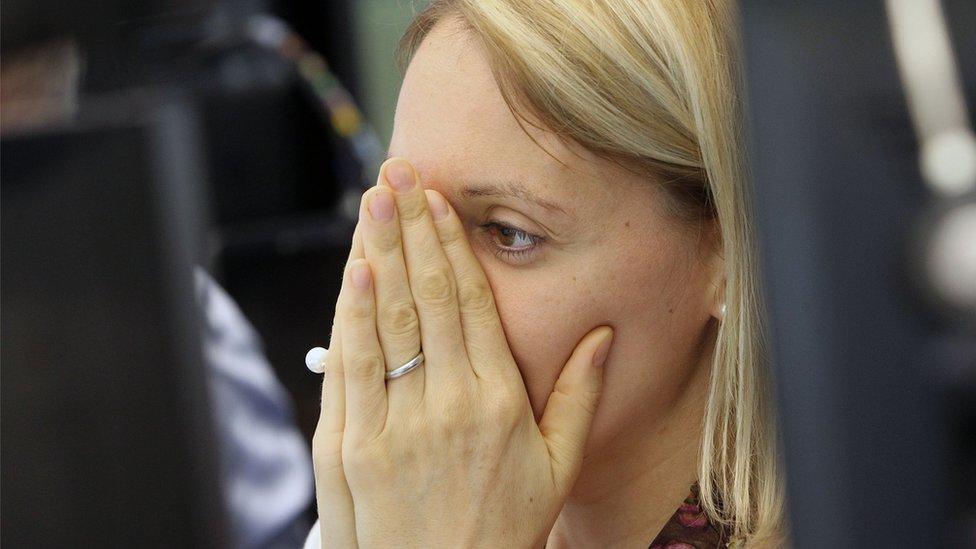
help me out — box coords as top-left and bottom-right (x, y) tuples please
(305, 347), (424, 380)
(385, 351), (424, 380)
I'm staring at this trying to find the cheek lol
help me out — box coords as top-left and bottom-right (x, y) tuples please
(478, 261), (597, 420)
(477, 238), (713, 438)
(585, 245), (714, 450)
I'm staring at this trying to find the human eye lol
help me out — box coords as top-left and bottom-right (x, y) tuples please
(479, 221), (544, 264)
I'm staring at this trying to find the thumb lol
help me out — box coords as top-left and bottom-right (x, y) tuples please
(538, 326), (613, 490)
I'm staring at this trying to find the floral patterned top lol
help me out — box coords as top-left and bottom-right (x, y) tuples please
(303, 484), (727, 548)
(649, 484), (727, 548)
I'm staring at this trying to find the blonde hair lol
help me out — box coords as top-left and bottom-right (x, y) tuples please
(399, 1), (786, 545)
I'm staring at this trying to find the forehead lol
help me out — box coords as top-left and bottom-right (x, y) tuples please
(389, 19), (592, 200)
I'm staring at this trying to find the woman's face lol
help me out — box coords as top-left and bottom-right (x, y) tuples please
(388, 20), (722, 453)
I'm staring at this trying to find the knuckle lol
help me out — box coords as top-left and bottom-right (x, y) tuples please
(457, 277), (495, 315)
(397, 196), (427, 224)
(348, 353), (385, 381)
(487, 384), (527, 422)
(555, 379), (601, 417)
(436, 401), (474, 434)
(436, 416), (474, 441)
(437, 222), (465, 246)
(579, 387), (602, 416)
(414, 267), (456, 305)
(379, 300), (419, 337)
(372, 226), (401, 254)
(345, 297), (374, 320)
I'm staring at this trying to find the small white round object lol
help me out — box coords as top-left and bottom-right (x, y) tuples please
(926, 201), (976, 311)
(305, 347), (329, 374)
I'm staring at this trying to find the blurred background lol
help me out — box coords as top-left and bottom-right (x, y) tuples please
(2, 1), (421, 547)
(2, 0), (974, 547)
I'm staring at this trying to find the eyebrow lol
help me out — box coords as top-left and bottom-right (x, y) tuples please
(459, 181), (568, 216)
(383, 152), (569, 216)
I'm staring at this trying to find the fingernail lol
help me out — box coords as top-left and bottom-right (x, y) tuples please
(591, 328), (614, 369)
(351, 260), (371, 290)
(385, 159), (415, 191)
(368, 190), (394, 221)
(427, 190), (449, 221)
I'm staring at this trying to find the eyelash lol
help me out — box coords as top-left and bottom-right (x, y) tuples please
(479, 221), (544, 263)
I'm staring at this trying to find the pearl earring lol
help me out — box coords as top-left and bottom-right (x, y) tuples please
(305, 347), (329, 374)
(720, 303), (727, 318)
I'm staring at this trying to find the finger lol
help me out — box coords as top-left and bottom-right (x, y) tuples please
(319, 222), (364, 428)
(361, 186), (424, 409)
(425, 189), (518, 382)
(380, 158), (469, 384)
(340, 259), (388, 442)
(539, 327), (613, 491)
(313, 323), (359, 549)
(314, 222), (363, 548)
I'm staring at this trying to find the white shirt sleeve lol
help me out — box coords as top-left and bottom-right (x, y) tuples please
(303, 519), (322, 549)
(195, 268), (315, 548)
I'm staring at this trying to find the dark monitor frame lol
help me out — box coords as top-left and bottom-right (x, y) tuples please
(1, 92), (228, 548)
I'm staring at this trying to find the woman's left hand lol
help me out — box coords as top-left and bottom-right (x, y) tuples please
(313, 158), (614, 548)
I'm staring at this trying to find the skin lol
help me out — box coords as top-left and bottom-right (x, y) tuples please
(313, 18), (726, 548)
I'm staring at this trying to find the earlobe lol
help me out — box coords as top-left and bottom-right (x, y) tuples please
(708, 255), (727, 321)
(701, 219), (726, 321)
(710, 281), (727, 321)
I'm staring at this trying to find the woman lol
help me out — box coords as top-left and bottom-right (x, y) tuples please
(306, 0), (786, 546)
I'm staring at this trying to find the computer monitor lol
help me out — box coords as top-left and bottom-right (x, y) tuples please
(739, 2), (974, 546)
(1, 94), (229, 547)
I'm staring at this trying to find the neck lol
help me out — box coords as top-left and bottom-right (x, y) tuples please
(547, 336), (713, 548)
